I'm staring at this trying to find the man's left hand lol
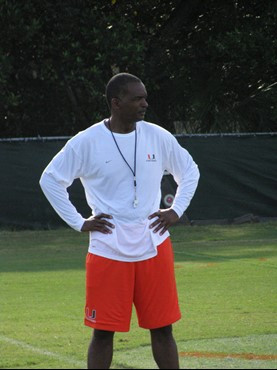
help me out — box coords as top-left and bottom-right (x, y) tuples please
(148, 209), (180, 235)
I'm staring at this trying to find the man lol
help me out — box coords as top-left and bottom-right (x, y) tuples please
(40, 73), (200, 369)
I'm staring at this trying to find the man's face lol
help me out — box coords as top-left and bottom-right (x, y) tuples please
(113, 82), (149, 122)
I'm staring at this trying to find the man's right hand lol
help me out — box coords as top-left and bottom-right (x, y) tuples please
(81, 214), (115, 234)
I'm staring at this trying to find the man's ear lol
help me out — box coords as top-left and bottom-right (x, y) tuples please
(111, 97), (121, 110)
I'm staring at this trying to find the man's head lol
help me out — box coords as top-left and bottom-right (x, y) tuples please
(105, 73), (148, 122)
(106, 73), (142, 108)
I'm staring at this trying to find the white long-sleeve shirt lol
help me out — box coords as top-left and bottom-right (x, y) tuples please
(40, 120), (200, 262)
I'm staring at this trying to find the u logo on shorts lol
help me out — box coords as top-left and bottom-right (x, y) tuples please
(86, 307), (96, 322)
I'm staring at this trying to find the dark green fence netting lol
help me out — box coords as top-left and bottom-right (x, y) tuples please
(0, 134), (276, 229)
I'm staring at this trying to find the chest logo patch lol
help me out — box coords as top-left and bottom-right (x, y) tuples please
(146, 154), (157, 162)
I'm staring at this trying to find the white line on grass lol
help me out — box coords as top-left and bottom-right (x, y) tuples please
(174, 238), (277, 245)
(0, 335), (86, 369)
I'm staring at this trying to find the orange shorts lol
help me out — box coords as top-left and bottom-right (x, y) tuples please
(84, 237), (181, 332)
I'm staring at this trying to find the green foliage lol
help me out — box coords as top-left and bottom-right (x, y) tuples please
(0, 0), (276, 137)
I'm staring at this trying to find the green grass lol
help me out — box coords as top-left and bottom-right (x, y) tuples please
(0, 222), (277, 369)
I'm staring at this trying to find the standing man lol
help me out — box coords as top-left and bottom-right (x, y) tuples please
(40, 73), (200, 369)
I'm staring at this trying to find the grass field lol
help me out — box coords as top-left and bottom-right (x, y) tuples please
(0, 222), (277, 369)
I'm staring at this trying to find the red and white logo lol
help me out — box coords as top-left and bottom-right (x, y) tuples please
(146, 154), (157, 162)
(85, 307), (97, 323)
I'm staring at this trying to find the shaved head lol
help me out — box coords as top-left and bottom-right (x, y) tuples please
(106, 73), (142, 109)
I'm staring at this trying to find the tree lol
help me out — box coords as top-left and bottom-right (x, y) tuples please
(0, 0), (145, 137)
(0, 0), (276, 137)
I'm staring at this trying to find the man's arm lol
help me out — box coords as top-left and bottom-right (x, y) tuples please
(149, 135), (200, 235)
(40, 141), (114, 234)
(40, 167), (115, 234)
(40, 171), (86, 231)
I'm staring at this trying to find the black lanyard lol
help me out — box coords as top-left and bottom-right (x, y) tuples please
(107, 119), (138, 208)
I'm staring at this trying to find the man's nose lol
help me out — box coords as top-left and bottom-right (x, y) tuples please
(141, 98), (148, 108)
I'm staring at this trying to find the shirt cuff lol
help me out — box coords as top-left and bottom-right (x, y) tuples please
(170, 206), (184, 219)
